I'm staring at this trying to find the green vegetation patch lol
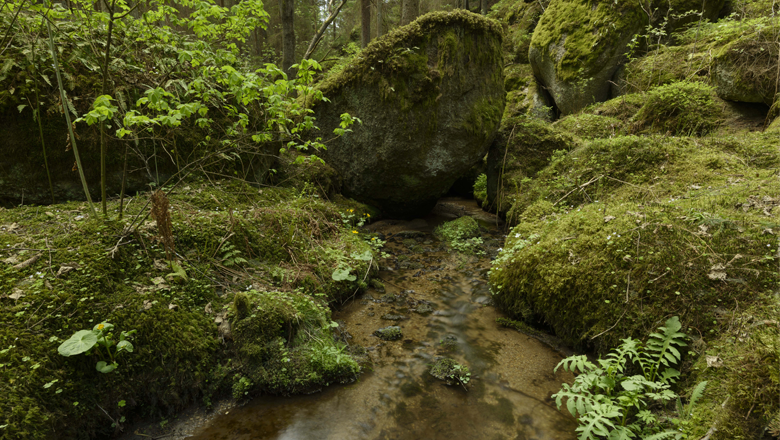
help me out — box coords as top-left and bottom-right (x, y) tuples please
(0, 180), (380, 438)
(487, 117), (579, 218)
(434, 216), (484, 255)
(553, 113), (627, 139)
(632, 81), (723, 135)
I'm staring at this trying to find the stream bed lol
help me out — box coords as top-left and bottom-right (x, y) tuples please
(175, 199), (576, 440)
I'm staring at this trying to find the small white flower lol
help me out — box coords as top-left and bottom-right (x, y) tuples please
(497, 248), (503, 252)
(515, 233), (520, 238)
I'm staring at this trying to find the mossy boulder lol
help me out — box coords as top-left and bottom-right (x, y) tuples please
(486, 118), (579, 217)
(312, 10), (505, 218)
(528, 0), (647, 114)
(230, 290), (359, 394)
(503, 64), (555, 122)
(488, 133), (780, 354)
(488, 0), (547, 64)
(374, 326), (403, 340)
(712, 24), (780, 105)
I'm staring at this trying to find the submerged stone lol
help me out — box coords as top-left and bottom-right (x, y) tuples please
(381, 313), (408, 321)
(312, 10), (505, 218)
(374, 326), (403, 341)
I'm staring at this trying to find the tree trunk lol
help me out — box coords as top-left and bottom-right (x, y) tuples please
(280, 0), (295, 77)
(303, 0), (349, 60)
(361, 0), (371, 47)
(481, 0), (487, 14)
(401, 0), (418, 25)
(376, 0), (383, 38)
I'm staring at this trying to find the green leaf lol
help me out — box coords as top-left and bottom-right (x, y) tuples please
(17, 104), (27, 113)
(58, 330), (97, 357)
(351, 250), (372, 261)
(116, 340), (134, 353)
(96, 361), (118, 373)
(331, 267), (356, 282)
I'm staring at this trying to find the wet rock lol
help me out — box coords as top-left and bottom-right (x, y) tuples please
(369, 279), (385, 293)
(438, 335), (458, 352)
(429, 357), (471, 386)
(374, 326), (403, 341)
(381, 313), (408, 321)
(394, 231), (427, 239)
(413, 304), (435, 315)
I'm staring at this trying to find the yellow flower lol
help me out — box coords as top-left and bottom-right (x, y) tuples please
(366, 214), (371, 217)
(371, 237), (376, 240)
(97, 324), (104, 330)
(352, 230), (358, 234)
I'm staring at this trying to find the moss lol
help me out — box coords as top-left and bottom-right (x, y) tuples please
(619, 44), (710, 94)
(681, 301), (780, 439)
(373, 326), (402, 341)
(486, 118), (579, 218)
(435, 216), (480, 242)
(553, 113), (627, 139)
(473, 173), (488, 208)
(584, 93), (646, 122)
(489, 131), (780, 356)
(631, 81), (723, 135)
(0, 179), (379, 438)
(489, 0), (546, 63)
(529, 0), (647, 83)
(316, 10), (503, 101)
(230, 289), (359, 395)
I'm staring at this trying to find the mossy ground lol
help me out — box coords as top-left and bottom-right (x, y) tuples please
(0, 177), (380, 439)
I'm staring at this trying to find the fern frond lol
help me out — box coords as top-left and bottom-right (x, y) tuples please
(686, 380), (708, 417)
(643, 430), (683, 440)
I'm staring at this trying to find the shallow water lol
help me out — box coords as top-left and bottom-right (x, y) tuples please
(184, 199), (576, 440)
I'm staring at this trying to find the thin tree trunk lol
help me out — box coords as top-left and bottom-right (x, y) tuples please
(46, 8), (96, 216)
(99, 0), (117, 216)
(361, 0), (370, 47)
(481, 0), (487, 14)
(303, 0), (348, 60)
(401, 0), (418, 25)
(280, 0), (295, 77)
(376, 0), (383, 38)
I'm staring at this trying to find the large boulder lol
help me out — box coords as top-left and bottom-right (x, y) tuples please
(528, 0), (646, 115)
(529, 0), (725, 115)
(712, 25), (779, 106)
(312, 10), (505, 218)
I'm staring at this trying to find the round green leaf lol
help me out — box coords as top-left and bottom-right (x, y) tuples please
(96, 361), (117, 373)
(116, 340), (133, 353)
(58, 330), (97, 357)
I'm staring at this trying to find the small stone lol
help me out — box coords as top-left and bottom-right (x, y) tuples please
(373, 326), (402, 341)
(381, 313), (407, 321)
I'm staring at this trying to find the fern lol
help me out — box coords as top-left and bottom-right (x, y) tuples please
(645, 316), (687, 382)
(684, 381), (707, 418)
(551, 316), (693, 440)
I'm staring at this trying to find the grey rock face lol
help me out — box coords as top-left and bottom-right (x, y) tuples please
(312, 10), (505, 218)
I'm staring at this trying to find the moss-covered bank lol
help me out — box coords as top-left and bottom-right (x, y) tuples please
(0, 177), (379, 439)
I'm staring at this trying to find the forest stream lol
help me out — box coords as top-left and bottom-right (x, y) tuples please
(168, 198), (577, 440)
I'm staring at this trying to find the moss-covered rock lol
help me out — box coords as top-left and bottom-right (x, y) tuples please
(528, 0), (647, 114)
(712, 22), (780, 105)
(486, 118), (579, 218)
(373, 326), (403, 340)
(488, 132), (779, 354)
(631, 81), (723, 135)
(553, 113), (627, 139)
(230, 290), (359, 394)
(312, 10), (505, 218)
(488, 0), (547, 64)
